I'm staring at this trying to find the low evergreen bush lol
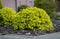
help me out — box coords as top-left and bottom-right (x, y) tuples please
(0, 8), (18, 30)
(0, 7), (53, 31)
(18, 7), (53, 31)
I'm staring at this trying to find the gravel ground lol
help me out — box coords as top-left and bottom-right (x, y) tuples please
(0, 25), (55, 36)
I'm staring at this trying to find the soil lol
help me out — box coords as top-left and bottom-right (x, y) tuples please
(0, 25), (60, 36)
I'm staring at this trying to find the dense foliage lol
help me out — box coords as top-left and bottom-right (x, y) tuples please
(0, 8), (19, 30)
(18, 7), (53, 31)
(34, 0), (57, 19)
(18, 5), (29, 12)
(0, 0), (3, 9)
(0, 7), (53, 31)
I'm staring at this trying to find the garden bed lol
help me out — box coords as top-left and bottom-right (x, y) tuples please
(0, 7), (60, 36)
(0, 19), (60, 36)
(0, 25), (60, 36)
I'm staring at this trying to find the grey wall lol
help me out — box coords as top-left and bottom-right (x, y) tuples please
(17, 0), (34, 7)
(1, 0), (16, 10)
(1, 0), (34, 11)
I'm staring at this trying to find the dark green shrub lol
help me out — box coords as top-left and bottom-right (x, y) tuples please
(18, 5), (29, 12)
(18, 7), (53, 31)
(34, 0), (57, 19)
(0, 0), (3, 9)
(0, 8), (18, 30)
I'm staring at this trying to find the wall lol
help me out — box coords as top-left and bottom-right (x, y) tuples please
(1, 0), (34, 11)
(27, 0), (34, 7)
(1, 0), (16, 10)
(17, 0), (34, 7)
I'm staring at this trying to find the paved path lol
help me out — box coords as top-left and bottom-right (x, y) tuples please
(0, 32), (60, 39)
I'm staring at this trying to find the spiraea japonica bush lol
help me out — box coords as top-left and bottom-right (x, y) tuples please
(18, 7), (53, 31)
(0, 7), (53, 31)
(0, 8), (19, 30)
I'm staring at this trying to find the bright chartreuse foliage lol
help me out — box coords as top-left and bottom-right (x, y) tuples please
(0, 8), (19, 30)
(18, 7), (53, 31)
(0, 7), (53, 31)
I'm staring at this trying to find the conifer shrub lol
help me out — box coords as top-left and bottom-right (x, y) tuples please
(18, 7), (53, 31)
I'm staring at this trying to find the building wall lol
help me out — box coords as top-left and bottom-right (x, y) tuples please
(1, 0), (16, 10)
(17, 0), (34, 7)
(27, 0), (34, 7)
(1, 0), (34, 11)
(17, 0), (27, 7)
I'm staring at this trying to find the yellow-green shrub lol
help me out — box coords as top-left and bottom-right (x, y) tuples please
(18, 7), (53, 31)
(0, 8), (18, 30)
(0, 7), (54, 31)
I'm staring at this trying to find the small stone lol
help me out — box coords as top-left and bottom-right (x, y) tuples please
(17, 32), (23, 35)
(25, 32), (31, 35)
